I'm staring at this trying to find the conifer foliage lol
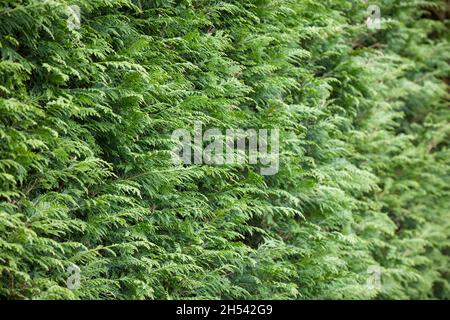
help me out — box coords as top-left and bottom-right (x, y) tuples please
(0, 0), (448, 299)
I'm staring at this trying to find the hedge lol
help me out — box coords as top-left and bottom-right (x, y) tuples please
(0, 0), (448, 299)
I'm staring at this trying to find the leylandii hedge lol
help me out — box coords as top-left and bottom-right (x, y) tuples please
(0, 0), (448, 299)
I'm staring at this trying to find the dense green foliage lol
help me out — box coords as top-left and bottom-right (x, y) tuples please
(0, 0), (448, 299)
